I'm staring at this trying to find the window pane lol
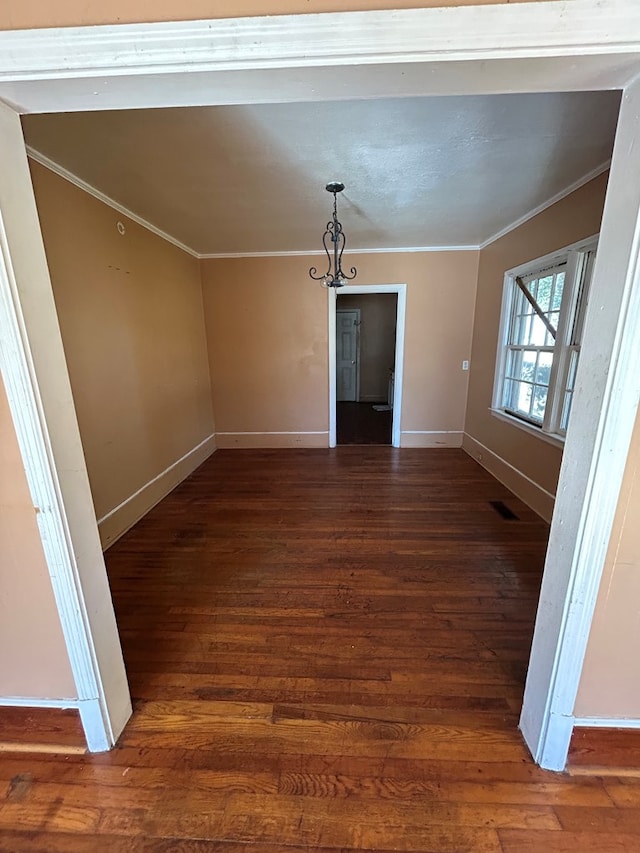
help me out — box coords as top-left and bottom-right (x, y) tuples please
(514, 312), (533, 345)
(505, 349), (520, 380)
(552, 273), (565, 310)
(570, 254), (594, 345)
(503, 378), (515, 410)
(531, 386), (547, 423)
(536, 351), (553, 385)
(561, 390), (573, 431)
(512, 381), (532, 417)
(566, 348), (579, 392)
(530, 315), (547, 345)
(536, 275), (553, 312)
(522, 350), (537, 382)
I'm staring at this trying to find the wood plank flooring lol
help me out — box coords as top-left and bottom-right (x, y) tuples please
(569, 727), (640, 776)
(2, 448), (640, 851)
(0, 707), (85, 755)
(336, 402), (392, 444)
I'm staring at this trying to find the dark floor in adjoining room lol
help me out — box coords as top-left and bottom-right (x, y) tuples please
(2, 448), (639, 851)
(337, 400), (392, 444)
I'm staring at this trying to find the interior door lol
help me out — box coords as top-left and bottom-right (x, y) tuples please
(336, 309), (359, 401)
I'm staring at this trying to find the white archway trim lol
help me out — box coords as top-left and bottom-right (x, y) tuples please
(0, 2), (638, 766)
(329, 284), (407, 449)
(0, 2), (639, 83)
(0, 102), (131, 751)
(520, 79), (640, 769)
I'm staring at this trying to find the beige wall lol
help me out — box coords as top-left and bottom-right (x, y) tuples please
(30, 162), (215, 548)
(0, 375), (76, 699)
(463, 173), (609, 518)
(0, 0), (546, 30)
(575, 410), (640, 719)
(202, 251), (479, 448)
(337, 293), (396, 402)
(201, 256), (330, 448)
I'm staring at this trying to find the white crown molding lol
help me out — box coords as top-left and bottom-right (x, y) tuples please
(29, 144), (610, 261)
(25, 148), (478, 257)
(480, 160), (611, 249)
(198, 245), (480, 259)
(27, 147), (200, 259)
(0, 3), (639, 82)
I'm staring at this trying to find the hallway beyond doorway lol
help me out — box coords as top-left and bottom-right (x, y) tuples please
(336, 401), (392, 445)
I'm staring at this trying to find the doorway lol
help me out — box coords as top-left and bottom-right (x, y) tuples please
(329, 284), (407, 448)
(1, 8), (640, 770)
(336, 294), (397, 445)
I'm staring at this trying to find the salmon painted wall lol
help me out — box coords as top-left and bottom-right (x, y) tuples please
(0, 375), (76, 699)
(201, 251), (479, 448)
(463, 173), (608, 520)
(575, 409), (640, 719)
(30, 161), (215, 548)
(0, 1), (547, 31)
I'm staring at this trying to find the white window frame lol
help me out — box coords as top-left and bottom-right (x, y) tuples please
(492, 235), (599, 446)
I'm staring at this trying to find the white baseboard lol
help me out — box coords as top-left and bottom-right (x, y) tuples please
(462, 432), (555, 522)
(78, 697), (114, 752)
(400, 430), (463, 448)
(215, 431), (329, 449)
(573, 717), (640, 728)
(0, 697), (78, 709)
(0, 695), (131, 753)
(97, 433), (216, 549)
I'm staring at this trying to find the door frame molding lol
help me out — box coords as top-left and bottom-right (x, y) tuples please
(329, 284), (407, 448)
(0, 2), (639, 766)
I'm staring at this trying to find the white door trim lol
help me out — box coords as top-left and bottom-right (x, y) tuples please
(0, 2), (639, 766)
(329, 284), (406, 448)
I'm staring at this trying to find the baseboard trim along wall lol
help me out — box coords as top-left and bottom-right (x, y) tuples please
(0, 697), (89, 754)
(97, 434), (216, 550)
(0, 697), (78, 709)
(462, 432), (555, 522)
(400, 430), (463, 448)
(215, 431), (329, 449)
(573, 717), (640, 728)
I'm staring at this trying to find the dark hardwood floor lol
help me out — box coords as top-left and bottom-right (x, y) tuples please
(337, 401), (392, 444)
(2, 448), (639, 851)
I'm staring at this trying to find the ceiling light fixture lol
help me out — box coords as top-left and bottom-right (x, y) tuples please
(309, 182), (357, 288)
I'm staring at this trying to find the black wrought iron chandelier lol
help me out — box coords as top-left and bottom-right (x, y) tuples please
(309, 182), (357, 288)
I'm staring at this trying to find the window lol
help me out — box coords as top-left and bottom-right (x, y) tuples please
(493, 237), (597, 442)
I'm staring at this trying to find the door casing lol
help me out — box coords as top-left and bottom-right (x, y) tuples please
(0, 3), (639, 767)
(329, 284), (407, 448)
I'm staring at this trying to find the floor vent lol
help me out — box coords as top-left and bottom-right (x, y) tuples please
(489, 500), (519, 521)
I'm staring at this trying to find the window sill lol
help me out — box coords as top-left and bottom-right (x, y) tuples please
(489, 407), (565, 449)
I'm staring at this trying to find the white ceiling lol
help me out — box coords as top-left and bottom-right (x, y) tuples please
(22, 91), (620, 255)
